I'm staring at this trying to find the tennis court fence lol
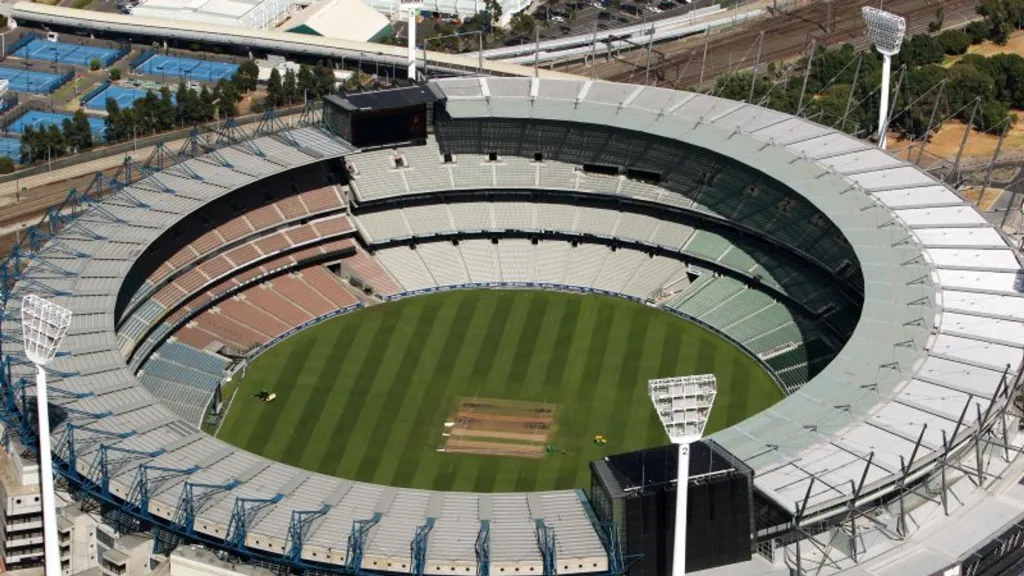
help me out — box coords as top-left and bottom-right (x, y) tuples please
(81, 81), (111, 106)
(6, 34), (35, 57)
(129, 49), (159, 70)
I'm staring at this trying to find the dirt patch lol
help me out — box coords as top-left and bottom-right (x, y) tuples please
(960, 186), (1005, 212)
(887, 115), (1024, 163)
(441, 397), (557, 459)
(445, 439), (548, 459)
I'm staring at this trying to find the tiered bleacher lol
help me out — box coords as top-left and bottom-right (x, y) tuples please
(4, 78), (1015, 576)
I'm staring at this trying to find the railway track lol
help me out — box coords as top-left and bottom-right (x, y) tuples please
(577, 0), (981, 88)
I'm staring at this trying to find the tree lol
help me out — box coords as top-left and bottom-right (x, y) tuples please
(966, 20), (990, 44)
(234, 59), (260, 92)
(155, 86), (176, 131)
(283, 68), (299, 105)
(297, 64), (316, 97)
(67, 109), (94, 151)
(214, 80), (238, 117)
(0, 156), (15, 175)
(105, 98), (128, 143)
(946, 63), (996, 122)
(977, 0), (1017, 44)
(989, 53), (1024, 108)
(509, 12), (535, 40)
(20, 126), (36, 163)
(199, 85), (216, 120)
(937, 29), (971, 55)
(484, 0), (502, 25)
(109, 67), (122, 81)
(897, 34), (944, 68)
(314, 64), (335, 97)
(266, 67), (282, 108)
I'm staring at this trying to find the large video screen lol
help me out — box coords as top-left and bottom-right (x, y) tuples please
(350, 106), (427, 148)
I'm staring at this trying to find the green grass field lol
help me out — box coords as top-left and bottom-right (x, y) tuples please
(217, 290), (783, 492)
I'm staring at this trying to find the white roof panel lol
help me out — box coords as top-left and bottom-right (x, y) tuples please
(928, 248), (1020, 271)
(914, 227), (1006, 248)
(872, 186), (962, 209)
(942, 290), (1024, 319)
(930, 333), (1022, 371)
(941, 312), (1024, 348)
(896, 206), (989, 228)
(937, 269), (1021, 293)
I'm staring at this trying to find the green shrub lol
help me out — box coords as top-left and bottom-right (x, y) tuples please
(0, 156), (15, 174)
(109, 67), (121, 81)
(89, 58), (100, 71)
(938, 29), (971, 55)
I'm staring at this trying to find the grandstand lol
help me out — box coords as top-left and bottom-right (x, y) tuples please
(0, 77), (1020, 576)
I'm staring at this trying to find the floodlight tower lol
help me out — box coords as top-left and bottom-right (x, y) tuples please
(862, 6), (906, 151)
(20, 294), (72, 576)
(648, 374), (717, 576)
(402, 0), (424, 80)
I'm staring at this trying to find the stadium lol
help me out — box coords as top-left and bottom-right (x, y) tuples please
(0, 76), (1021, 576)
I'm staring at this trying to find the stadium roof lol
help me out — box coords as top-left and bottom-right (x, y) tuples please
(1, 78), (1020, 573)
(280, 0), (392, 43)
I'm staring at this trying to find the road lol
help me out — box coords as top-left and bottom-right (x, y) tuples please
(572, 0), (981, 89)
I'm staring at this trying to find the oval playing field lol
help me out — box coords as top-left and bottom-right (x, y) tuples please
(216, 290), (783, 493)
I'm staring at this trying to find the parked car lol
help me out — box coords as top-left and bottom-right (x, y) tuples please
(551, 15), (566, 22)
(647, 5), (662, 13)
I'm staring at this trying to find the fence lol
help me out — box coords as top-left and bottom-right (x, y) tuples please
(128, 48), (158, 71)
(79, 81), (110, 107)
(5, 34), (37, 58)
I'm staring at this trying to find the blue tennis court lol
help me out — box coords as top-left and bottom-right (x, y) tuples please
(13, 38), (121, 67)
(84, 85), (174, 110)
(135, 54), (238, 83)
(0, 137), (21, 163)
(8, 111), (106, 140)
(0, 66), (65, 94)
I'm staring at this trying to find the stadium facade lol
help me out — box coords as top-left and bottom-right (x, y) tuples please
(0, 78), (1021, 576)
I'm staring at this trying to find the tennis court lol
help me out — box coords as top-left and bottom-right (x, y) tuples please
(135, 54), (238, 83)
(8, 111), (106, 140)
(84, 85), (174, 110)
(0, 137), (21, 162)
(0, 66), (66, 94)
(13, 38), (121, 67)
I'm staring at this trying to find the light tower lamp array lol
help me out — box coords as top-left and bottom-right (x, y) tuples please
(20, 294), (73, 576)
(862, 6), (907, 151)
(648, 374), (717, 576)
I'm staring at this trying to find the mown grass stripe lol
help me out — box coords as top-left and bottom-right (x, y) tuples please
(242, 338), (316, 455)
(273, 319), (363, 463)
(554, 300), (615, 489)
(313, 305), (407, 473)
(505, 293), (551, 389)
(468, 294), (516, 394)
(355, 298), (444, 482)
(388, 293), (480, 487)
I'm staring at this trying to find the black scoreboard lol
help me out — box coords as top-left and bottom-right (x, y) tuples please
(323, 85), (444, 149)
(590, 441), (754, 575)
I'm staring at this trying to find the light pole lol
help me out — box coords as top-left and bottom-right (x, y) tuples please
(401, 0), (424, 80)
(20, 294), (73, 576)
(648, 374), (717, 576)
(863, 6), (906, 151)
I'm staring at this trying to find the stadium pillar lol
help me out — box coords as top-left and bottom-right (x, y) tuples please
(863, 7), (905, 150)
(648, 375), (716, 576)
(20, 295), (72, 576)
(406, 3), (420, 80)
(674, 442), (690, 576)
